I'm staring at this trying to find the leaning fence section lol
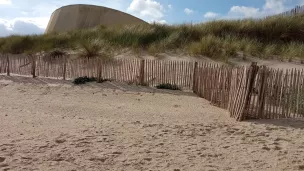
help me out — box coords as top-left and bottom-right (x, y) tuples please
(227, 66), (304, 121)
(192, 63), (304, 121)
(247, 68), (304, 120)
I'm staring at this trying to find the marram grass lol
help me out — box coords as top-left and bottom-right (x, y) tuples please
(1, 15), (304, 61)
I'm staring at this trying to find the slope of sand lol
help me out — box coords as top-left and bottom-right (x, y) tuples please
(1, 77), (304, 171)
(229, 56), (304, 70)
(114, 51), (304, 70)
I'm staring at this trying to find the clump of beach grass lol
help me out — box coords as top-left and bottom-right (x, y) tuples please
(1, 15), (304, 62)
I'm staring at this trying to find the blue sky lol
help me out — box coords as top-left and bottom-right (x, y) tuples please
(0, 0), (303, 36)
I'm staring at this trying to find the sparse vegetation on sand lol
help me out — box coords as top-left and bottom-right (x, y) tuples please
(1, 15), (304, 62)
(73, 76), (97, 85)
(72, 76), (113, 85)
(156, 83), (181, 90)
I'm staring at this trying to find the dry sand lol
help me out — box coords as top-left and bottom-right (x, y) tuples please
(1, 77), (304, 171)
(122, 52), (304, 70)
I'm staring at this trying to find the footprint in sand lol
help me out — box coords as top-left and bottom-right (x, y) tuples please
(0, 157), (8, 169)
(274, 146), (282, 150)
(89, 157), (107, 162)
(0, 163), (9, 168)
(298, 165), (304, 170)
(262, 146), (271, 151)
(55, 139), (66, 144)
(0, 157), (6, 163)
(112, 151), (123, 155)
(143, 158), (152, 162)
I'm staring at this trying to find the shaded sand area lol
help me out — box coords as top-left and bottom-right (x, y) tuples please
(1, 76), (304, 171)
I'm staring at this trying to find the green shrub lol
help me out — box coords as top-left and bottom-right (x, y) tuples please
(280, 42), (304, 61)
(262, 44), (278, 59)
(223, 41), (238, 57)
(156, 83), (181, 90)
(73, 76), (97, 85)
(187, 42), (202, 56)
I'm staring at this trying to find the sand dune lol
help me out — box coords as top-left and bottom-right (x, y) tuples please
(1, 77), (304, 171)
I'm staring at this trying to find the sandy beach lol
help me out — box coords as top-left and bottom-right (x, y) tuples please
(1, 76), (304, 171)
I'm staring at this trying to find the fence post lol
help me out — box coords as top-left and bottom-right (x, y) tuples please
(192, 62), (198, 93)
(63, 55), (67, 80)
(31, 55), (36, 78)
(257, 66), (267, 118)
(243, 62), (259, 114)
(6, 54), (10, 76)
(139, 59), (145, 85)
(97, 59), (102, 83)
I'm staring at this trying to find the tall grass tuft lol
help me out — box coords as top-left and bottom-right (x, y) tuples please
(188, 35), (223, 58)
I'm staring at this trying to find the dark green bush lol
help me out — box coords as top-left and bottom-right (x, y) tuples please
(73, 76), (97, 85)
(156, 83), (181, 90)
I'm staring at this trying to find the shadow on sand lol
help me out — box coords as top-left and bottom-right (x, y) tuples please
(247, 118), (304, 129)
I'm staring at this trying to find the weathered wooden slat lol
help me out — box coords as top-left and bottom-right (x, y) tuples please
(235, 67), (248, 120)
(275, 70), (283, 118)
(286, 69), (294, 118)
(151, 60), (155, 86)
(281, 71), (288, 118)
(295, 70), (301, 117)
(265, 69), (273, 119)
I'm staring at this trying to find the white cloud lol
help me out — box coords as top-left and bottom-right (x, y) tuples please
(264, 0), (285, 10)
(21, 11), (28, 15)
(152, 19), (167, 24)
(263, 0), (286, 14)
(224, 0), (288, 19)
(0, 0), (11, 5)
(128, 0), (164, 20)
(0, 19), (44, 37)
(229, 6), (260, 17)
(2, 17), (50, 29)
(204, 12), (220, 18)
(184, 8), (194, 15)
(127, 0), (167, 24)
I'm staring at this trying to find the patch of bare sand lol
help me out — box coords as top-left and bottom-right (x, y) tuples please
(229, 56), (304, 70)
(113, 51), (304, 70)
(1, 81), (304, 171)
(114, 50), (304, 70)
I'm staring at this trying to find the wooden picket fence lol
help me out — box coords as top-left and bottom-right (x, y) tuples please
(193, 63), (232, 109)
(192, 62), (304, 121)
(267, 5), (304, 18)
(227, 65), (304, 121)
(1, 55), (304, 121)
(0, 55), (196, 90)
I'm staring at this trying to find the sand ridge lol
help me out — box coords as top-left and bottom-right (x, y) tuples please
(1, 78), (304, 171)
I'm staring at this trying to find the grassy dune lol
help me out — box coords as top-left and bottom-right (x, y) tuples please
(0, 15), (304, 62)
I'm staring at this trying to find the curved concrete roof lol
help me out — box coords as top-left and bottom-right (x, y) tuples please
(45, 4), (147, 33)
